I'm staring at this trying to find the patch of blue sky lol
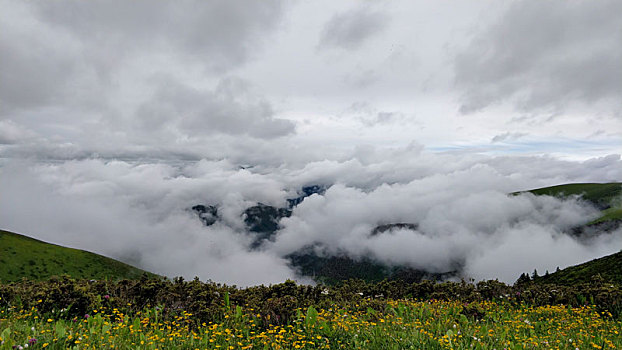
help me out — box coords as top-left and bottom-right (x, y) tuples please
(429, 137), (621, 159)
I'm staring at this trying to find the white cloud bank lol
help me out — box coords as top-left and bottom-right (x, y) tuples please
(1, 150), (620, 286)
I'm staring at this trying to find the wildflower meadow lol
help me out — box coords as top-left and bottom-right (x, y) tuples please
(1, 296), (621, 349)
(1, 276), (622, 349)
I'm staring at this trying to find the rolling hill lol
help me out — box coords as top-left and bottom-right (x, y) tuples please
(520, 182), (622, 223)
(0, 229), (159, 282)
(519, 182), (622, 239)
(533, 250), (622, 285)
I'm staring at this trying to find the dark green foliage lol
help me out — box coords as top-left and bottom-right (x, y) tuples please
(289, 253), (389, 284)
(0, 230), (160, 283)
(515, 272), (531, 285)
(289, 252), (454, 285)
(460, 302), (487, 320)
(2, 275), (620, 326)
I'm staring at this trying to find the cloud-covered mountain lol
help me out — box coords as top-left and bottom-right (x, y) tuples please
(1, 152), (620, 286)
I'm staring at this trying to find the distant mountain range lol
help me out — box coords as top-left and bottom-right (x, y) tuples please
(191, 182), (622, 285)
(1, 182), (619, 285)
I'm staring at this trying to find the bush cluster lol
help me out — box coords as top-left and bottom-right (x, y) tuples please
(1, 274), (620, 325)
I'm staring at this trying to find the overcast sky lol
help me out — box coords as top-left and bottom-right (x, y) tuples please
(1, 0), (620, 162)
(1, 1), (621, 286)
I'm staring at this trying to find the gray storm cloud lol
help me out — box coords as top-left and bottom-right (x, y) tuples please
(136, 77), (295, 139)
(0, 0), (290, 156)
(318, 6), (389, 51)
(1, 150), (620, 286)
(0, 0), (285, 111)
(455, 0), (622, 115)
(32, 0), (284, 72)
(1, 0), (619, 164)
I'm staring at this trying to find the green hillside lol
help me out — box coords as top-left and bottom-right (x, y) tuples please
(523, 182), (622, 208)
(0, 230), (159, 282)
(519, 182), (622, 223)
(516, 183), (622, 286)
(534, 250), (622, 285)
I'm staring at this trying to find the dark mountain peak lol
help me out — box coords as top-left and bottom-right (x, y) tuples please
(371, 223), (418, 236)
(301, 184), (328, 197)
(244, 203), (292, 231)
(287, 184), (329, 208)
(191, 204), (219, 226)
(244, 203), (292, 249)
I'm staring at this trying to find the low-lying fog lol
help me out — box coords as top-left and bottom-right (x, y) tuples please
(1, 151), (620, 286)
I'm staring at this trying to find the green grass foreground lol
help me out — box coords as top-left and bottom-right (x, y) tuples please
(1, 275), (621, 349)
(1, 298), (621, 349)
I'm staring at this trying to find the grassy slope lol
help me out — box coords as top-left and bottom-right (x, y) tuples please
(515, 183), (622, 226)
(534, 250), (622, 285)
(0, 230), (158, 282)
(591, 207), (622, 224)
(525, 182), (621, 203)
(520, 183), (622, 285)
(524, 183), (622, 220)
